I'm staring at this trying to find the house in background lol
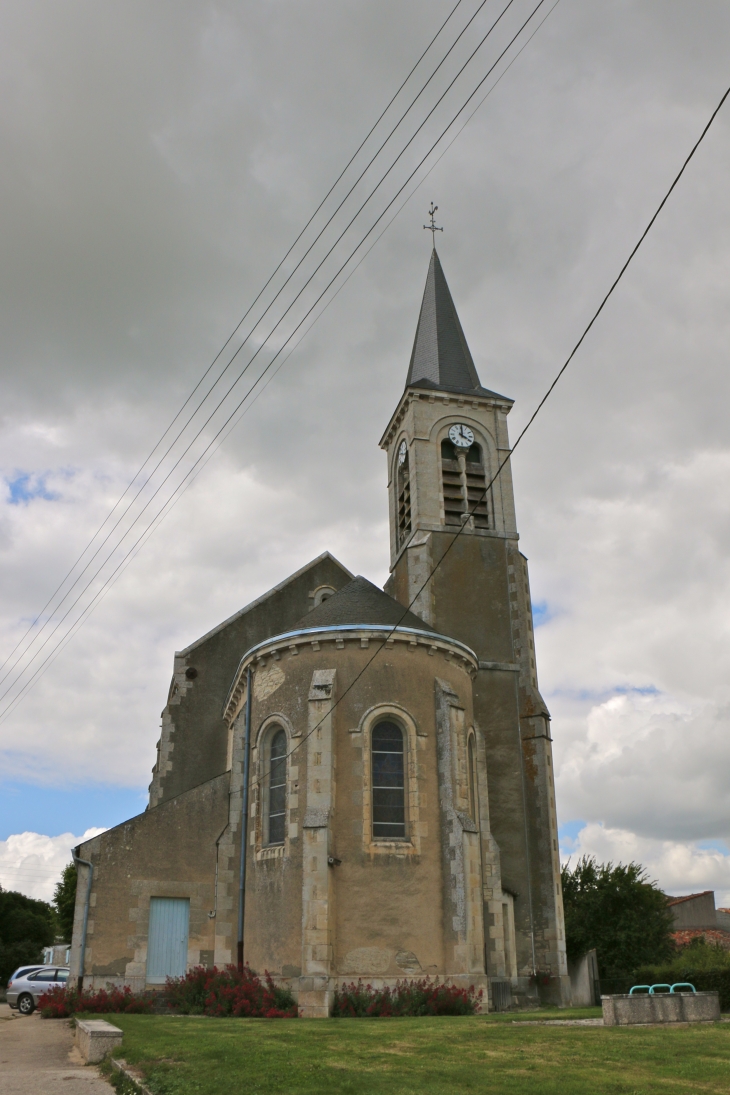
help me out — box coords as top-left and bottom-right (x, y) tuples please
(667, 891), (730, 949)
(43, 944), (70, 965)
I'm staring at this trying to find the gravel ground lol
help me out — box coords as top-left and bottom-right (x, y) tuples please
(0, 1003), (115, 1095)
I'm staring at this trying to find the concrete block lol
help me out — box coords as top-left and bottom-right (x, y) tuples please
(602, 992), (720, 1026)
(75, 1019), (124, 1063)
(298, 980), (331, 1018)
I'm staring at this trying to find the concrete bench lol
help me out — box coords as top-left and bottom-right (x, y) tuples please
(602, 991), (721, 1026)
(75, 1018), (123, 1063)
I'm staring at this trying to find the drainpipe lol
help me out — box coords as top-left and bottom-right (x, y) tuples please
(237, 666), (253, 971)
(72, 846), (94, 992)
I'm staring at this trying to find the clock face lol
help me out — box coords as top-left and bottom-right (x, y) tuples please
(397, 440), (408, 466)
(448, 423), (474, 449)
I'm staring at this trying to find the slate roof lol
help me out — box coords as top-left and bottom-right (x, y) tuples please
(405, 249), (512, 402)
(295, 575), (435, 632)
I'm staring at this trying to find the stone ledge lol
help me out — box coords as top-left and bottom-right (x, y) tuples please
(602, 991), (721, 1026)
(112, 1058), (154, 1095)
(76, 1018), (123, 1063)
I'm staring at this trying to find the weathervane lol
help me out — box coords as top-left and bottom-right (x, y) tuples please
(423, 202), (443, 244)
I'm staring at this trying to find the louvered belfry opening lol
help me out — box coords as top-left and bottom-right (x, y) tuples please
(440, 440), (490, 529)
(465, 444), (490, 529)
(397, 453), (412, 546)
(441, 439), (464, 526)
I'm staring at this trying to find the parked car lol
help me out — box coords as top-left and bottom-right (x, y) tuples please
(6, 965), (43, 983)
(6, 967), (69, 1014)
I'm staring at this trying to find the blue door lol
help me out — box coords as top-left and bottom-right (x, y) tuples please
(146, 898), (189, 984)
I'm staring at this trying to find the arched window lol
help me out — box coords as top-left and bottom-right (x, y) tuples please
(312, 585), (336, 607)
(396, 442), (411, 548)
(467, 736), (478, 820)
(441, 439), (490, 529)
(371, 721), (406, 839)
(267, 728), (287, 845)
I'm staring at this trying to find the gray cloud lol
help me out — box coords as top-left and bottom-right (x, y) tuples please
(1, 1), (730, 894)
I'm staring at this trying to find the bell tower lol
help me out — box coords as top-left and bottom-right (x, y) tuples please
(381, 248), (569, 1000)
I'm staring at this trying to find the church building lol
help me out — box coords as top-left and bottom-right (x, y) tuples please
(69, 250), (569, 1013)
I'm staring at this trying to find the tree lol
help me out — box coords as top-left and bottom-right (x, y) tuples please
(53, 862), (78, 943)
(0, 886), (56, 983)
(561, 856), (674, 976)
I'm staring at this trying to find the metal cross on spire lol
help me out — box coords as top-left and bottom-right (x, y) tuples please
(423, 202), (443, 245)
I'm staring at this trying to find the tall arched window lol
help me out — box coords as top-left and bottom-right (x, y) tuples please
(371, 721), (406, 839)
(267, 728), (287, 845)
(464, 444), (490, 529)
(441, 438), (464, 526)
(440, 439), (490, 529)
(396, 442), (411, 548)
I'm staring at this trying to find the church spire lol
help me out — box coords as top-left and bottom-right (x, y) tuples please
(405, 249), (506, 399)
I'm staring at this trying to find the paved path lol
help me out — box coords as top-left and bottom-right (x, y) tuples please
(0, 1003), (115, 1095)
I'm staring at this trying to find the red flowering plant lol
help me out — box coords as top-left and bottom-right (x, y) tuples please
(161, 965), (297, 1018)
(529, 970), (553, 988)
(332, 977), (483, 1017)
(39, 984), (155, 1018)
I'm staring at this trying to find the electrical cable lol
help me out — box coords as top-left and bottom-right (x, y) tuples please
(159, 0), (565, 507)
(0, 0), (470, 681)
(199, 0), (564, 470)
(0, 0), (516, 697)
(245, 79), (730, 792)
(0, 0), (551, 718)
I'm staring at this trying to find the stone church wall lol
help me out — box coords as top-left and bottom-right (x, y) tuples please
(69, 773), (230, 992)
(221, 627), (493, 1014)
(149, 553), (352, 807)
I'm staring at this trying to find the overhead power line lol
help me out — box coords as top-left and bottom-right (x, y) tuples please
(0, 0), (523, 703)
(0, 0), (552, 722)
(5, 0), (565, 710)
(0, 0), (472, 683)
(246, 79), (730, 792)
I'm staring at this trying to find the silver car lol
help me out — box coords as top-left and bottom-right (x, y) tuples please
(6, 966), (69, 1014)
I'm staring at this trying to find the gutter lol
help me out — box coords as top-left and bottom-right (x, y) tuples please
(72, 845), (94, 992)
(223, 623), (478, 715)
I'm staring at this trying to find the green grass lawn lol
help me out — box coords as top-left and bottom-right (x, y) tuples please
(95, 1009), (730, 1095)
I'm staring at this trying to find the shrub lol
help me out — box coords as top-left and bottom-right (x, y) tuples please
(161, 965), (297, 1018)
(665, 937), (730, 972)
(39, 984), (155, 1018)
(331, 977), (482, 1017)
(0, 886), (56, 983)
(561, 857), (674, 976)
(53, 863), (78, 945)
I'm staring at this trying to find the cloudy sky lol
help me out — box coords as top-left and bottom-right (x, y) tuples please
(1, 0), (729, 906)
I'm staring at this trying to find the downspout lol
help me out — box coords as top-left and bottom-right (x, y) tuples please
(208, 820), (231, 920)
(71, 846), (94, 992)
(237, 666), (253, 971)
